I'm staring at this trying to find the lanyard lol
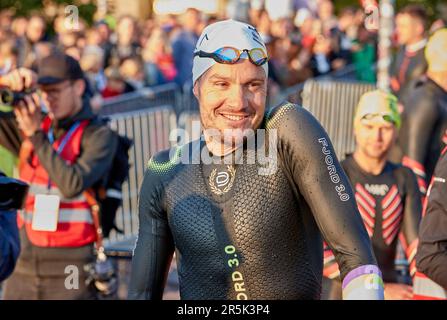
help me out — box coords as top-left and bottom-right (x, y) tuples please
(48, 121), (81, 152)
(46, 121), (81, 190)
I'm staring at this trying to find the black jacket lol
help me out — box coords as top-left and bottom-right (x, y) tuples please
(416, 150), (447, 290)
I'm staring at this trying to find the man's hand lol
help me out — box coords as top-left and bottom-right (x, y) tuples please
(0, 68), (37, 91)
(384, 283), (413, 300)
(13, 94), (43, 138)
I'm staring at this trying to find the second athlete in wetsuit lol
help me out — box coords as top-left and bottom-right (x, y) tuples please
(323, 90), (421, 300)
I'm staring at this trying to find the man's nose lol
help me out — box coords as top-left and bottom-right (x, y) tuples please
(227, 85), (248, 111)
(375, 128), (384, 141)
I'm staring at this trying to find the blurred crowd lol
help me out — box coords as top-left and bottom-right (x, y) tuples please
(0, 0), (387, 106)
(1, 0), (446, 105)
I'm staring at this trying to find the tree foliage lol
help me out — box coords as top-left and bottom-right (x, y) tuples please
(0, 0), (96, 25)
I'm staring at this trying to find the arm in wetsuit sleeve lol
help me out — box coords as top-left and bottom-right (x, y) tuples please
(416, 152), (447, 290)
(270, 104), (383, 299)
(128, 160), (175, 300)
(399, 167), (422, 277)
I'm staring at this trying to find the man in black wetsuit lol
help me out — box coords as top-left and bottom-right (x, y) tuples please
(390, 5), (428, 107)
(128, 19), (384, 300)
(392, 28), (447, 197)
(322, 90), (422, 300)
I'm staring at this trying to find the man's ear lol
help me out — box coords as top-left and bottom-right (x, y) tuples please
(193, 81), (200, 100)
(73, 78), (86, 97)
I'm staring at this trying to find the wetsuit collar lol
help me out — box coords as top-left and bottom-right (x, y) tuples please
(199, 137), (246, 165)
(200, 131), (262, 162)
(347, 153), (391, 177)
(405, 38), (427, 53)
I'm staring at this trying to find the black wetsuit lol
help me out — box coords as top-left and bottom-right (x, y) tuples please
(416, 148), (447, 290)
(323, 156), (421, 295)
(128, 103), (379, 300)
(390, 44), (427, 106)
(392, 77), (447, 195)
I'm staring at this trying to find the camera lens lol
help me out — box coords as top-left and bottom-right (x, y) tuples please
(0, 89), (32, 106)
(0, 89), (14, 105)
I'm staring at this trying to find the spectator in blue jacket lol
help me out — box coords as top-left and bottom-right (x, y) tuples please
(0, 209), (20, 282)
(0, 171), (26, 282)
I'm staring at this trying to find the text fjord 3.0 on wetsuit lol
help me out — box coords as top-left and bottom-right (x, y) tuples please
(128, 103), (384, 300)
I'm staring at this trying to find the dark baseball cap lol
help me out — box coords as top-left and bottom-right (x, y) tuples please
(37, 53), (84, 85)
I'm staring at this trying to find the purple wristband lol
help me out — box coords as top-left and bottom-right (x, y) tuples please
(342, 265), (382, 289)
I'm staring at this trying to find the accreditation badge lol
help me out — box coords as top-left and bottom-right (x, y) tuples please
(32, 194), (60, 232)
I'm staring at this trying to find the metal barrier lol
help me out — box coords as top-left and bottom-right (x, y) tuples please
(273, 64), (361, 106)
(100, 83), (182, 116)
(104, 106), (177, 244)
(301, 79), (376, 160)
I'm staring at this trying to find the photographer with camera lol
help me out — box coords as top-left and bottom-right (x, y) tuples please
(0, 171), (28, 282)
(0, 52), (118, 299)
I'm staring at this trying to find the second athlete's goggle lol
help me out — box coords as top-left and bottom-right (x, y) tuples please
(193, 46), (268, 66)
(361, 113), (398, 125)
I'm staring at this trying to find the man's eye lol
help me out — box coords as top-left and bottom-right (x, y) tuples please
(249, 82), (262, 89)
(215, 82), (228, 88)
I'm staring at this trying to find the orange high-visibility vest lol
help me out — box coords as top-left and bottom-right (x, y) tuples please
(18, 117), (96, 247)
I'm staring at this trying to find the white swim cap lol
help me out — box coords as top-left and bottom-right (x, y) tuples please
(192, 19), (269, 85)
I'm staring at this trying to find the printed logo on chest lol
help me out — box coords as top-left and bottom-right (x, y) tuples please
(355, 183), (403, 245)
(364, 184), (389, 196)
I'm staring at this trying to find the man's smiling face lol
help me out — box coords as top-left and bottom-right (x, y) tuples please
(194, 59), (267, 144)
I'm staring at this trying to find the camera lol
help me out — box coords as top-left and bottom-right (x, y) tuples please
(0, 88), (36, 106)
(84, 249), (118, 299)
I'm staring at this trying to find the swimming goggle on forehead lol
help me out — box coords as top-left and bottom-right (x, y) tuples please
(361, 113), (398, 125)
(193, 46), (268, 66)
